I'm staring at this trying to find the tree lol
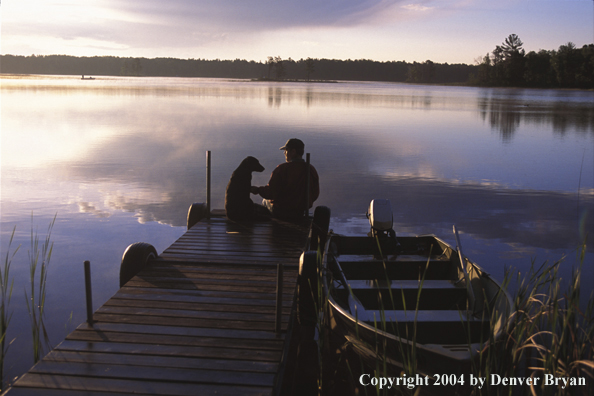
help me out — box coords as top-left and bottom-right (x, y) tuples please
(499, 34), (526, 86)
(407, 60), (435, 83)
(576, 44), (594, 89)
(500, 34), (524, 59)
(524, 50), (554, 87)
(552, 42), (582, 87)
(274, 56), (286, 79)
(264, 56), (286, 80)
(266, 56), (275, 79)
(477, 34), (526, 86)
(121, 58), (142, 76)
(475, 53), (493, 85)
(305, 58), (315, 81)
(490, 45), (506, 84)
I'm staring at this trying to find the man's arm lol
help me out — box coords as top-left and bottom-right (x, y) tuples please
(251, 165), (284, 199)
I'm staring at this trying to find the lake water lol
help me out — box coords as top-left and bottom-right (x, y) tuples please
(1, 74), (593, 386)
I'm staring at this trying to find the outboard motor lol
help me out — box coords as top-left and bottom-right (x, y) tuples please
(367, 199), (397, 240)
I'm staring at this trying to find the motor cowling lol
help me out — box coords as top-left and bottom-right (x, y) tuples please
(367, 199), (393, 232)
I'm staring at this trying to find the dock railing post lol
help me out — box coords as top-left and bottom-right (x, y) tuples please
(206, 150), (211, 219)
(84, 260), (95, 325)
(275, 263), (284, 334)
(305, 153), (310, 218)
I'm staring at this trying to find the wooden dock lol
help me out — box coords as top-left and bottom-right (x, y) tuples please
(5, 212), (310, 396)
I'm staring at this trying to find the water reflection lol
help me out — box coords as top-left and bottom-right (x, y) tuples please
(477, 97), (523, 141)
(477, 88), (594, 140)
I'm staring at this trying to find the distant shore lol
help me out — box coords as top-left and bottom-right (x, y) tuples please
(251, 77), (338, 83)
(3, 72), (593, 92)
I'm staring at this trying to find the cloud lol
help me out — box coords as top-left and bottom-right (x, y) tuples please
(22, 1), (418, 48)
(90, 0), (418, 53)
(401, 4), (433, 12)
(4, 0), (421, 56)
(77, 202), (112, 218)
(111, 0), (408, 30)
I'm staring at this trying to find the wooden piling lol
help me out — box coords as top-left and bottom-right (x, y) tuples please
(84, 260), (94, 325)
(206, 150), (211, 219)
(275, 263), (284, 334)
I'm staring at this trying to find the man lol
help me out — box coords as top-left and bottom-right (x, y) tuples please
(251, 138), (320, 221)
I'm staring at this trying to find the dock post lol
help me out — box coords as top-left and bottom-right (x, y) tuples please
(305, 153), (310, 218)
(275, 263), (284, 334)
(206, 150), (211, 219)
(84, 260), (95, 325)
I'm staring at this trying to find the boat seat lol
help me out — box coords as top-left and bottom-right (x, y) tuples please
(338, 260), (454, 280)
(356, 309), (472, 323)
(335, 280), (469, 311)
(355, 309), (490, 345)
(346, 279), (459, 290)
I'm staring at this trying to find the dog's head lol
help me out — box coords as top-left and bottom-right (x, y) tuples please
(239, 156), (265, 173)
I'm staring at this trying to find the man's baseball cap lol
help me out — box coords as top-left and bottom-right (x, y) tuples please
(279, 138), (304, 151)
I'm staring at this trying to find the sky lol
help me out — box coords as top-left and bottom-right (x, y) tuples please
(1, 0), (593, 65)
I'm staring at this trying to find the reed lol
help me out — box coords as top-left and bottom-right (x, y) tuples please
(1, 227), (19, 392)
(25, 214), (56, 363)
(314, 247), (326, 395)
(472, 244), (594, 396)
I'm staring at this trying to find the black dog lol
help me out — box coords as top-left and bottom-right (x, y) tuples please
(225, 156), (266, 221)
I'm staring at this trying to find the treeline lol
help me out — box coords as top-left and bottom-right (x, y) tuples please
(0, 54), (476, 84)
(1, 36), (592, 88)
(471, 34), (594, 89)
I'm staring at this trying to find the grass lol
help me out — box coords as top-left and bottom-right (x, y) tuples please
(25, 214), (56, 364)
(1, 227), (19, 392)
(472, 244), (594, 396)
(1, 215), (57, 391)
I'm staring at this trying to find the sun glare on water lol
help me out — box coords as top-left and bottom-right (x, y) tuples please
(1, 77), (122, 169)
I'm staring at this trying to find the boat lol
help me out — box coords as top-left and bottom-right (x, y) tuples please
(304, 199), (514, 379)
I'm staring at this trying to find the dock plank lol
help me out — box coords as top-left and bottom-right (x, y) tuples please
(66, 330), (284, 350)
(112, 289), (293, 307)
(104, 297), (292, 315)
(155, 253), (298, 266)
(89, 313), (289, 332)
(121, 278), (294, 294)
(94, 305), (287, 323)
(13, 374), (271, 396)
(29, 361), (276, 387)
(115, 286), (287, 302)
(55, 339), (282, 362)
(44, 350), (279, 373)
(55, 340), (281, 362)
(73, 322), (285, 340)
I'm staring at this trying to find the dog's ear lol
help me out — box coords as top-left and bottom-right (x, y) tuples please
(240, 157), (252, 166)
(246, 156), (265, 172)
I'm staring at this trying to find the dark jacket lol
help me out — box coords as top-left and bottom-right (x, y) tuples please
(255, 159), (319, 217)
